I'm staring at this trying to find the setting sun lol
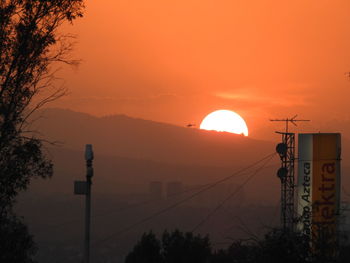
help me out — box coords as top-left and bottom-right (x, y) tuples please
(200, 110), (249, 136)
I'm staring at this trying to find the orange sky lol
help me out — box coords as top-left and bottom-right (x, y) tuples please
(51, 0), (350, 139)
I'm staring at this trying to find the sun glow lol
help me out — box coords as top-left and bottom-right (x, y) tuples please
(200, 110), (249, 136)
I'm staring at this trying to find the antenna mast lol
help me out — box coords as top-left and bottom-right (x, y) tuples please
(270, 115), (310, 232)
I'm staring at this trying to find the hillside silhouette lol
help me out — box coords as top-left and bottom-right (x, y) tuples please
(27, 108), (350, 202)
(32, 108), (274, 167)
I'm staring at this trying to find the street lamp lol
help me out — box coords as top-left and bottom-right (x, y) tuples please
(74, 144), (94, 263)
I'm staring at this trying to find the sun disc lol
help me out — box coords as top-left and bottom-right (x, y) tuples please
(200, 110), (248, 136)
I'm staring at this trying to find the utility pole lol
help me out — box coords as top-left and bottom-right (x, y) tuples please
(270, 115), (309, 232)
(74, 144), (94, 263)
(84, 144), (94, 263)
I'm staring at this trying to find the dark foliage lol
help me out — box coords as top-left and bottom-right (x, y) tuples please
(0, 137), (52, 215)
(0, 0), (84, 261)
(211, 241), (259, 263)
(125, 232), (163, 263)
(0, 213), (36, 263)
(256, 229), (310, 263)
(125, 230), (211, 263)
(127, 228), (350, 263)
(162, 230), (211, 263)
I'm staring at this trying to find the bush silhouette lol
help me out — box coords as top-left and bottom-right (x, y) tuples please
(125, 230), (211, 263)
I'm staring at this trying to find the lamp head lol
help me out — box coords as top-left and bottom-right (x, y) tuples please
(85, 144), (94, 161)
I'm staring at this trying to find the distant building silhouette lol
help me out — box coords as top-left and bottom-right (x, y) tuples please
(166, 181), (184, 200)
(149, 181), (163, 200)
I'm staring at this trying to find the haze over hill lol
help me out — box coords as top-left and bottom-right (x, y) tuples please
(26, 108), (283, 203)
(32, 108), (275, 167)
(27, 147), (279, 203)
(27, 108), (350, 198)
(18, 108), (350, 262)
(19, 110), (282, 262)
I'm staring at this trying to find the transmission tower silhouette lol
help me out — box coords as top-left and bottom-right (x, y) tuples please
(270, 115), (310, 232)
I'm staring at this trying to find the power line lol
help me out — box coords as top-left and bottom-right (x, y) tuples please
(222, 212), (260, 243)
(191, 153), (276, 232)
(92, 152), (276, 248)
(219, 196), (280, 243)
(47, 184), (216, 230)
(46, 169), (258, 231)
(88, 169), (260, 219)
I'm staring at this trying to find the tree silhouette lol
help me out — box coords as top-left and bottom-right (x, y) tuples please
(257, 229), (309, 263)
(127, 228), (350, 263)
(162, 230), (211, 263)
(211, 241), (258, 263)
(0, 1), (84, 261)
(0, 214), (36, 263)
(125, 230), (211, 263)
(125, 232), (163, 263)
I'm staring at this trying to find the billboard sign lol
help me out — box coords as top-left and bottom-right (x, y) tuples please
(297, 133), (341, 245)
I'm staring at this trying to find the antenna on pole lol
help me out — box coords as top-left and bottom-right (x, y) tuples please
(270, 115), (310, 133)
(270, 115), (310, 232)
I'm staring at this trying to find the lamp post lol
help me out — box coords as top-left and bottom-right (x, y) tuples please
(84, 144), (94, 263)
(74, 144), (94, 263)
